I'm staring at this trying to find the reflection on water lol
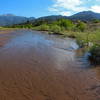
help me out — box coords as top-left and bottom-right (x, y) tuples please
(0, 29), (98, 70)
(1, 29), (79, 55)
(75, 48), (91, 68)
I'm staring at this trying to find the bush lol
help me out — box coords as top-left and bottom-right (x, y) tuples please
(92, 19), (100, 23)
(76, 21), (87, 32)
(89, 44), (100, 65)
(50, 25), (62, 34)
(40, 24), (50, 31)
(33, 24), (50, 31)
(53, 19), (75, 31)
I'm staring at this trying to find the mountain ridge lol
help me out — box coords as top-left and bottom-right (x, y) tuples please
(69, 11), (100, 21)
(0, 14), (35, 26)
(0, 11), (100, 26)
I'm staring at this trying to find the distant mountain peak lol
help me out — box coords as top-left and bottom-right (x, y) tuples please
(78, 11), (100, 15)
(0, 14), (36, 26)
(69, 11), (100, 21)
(79, 11), (94, 13)
(1, 14), (15, 16)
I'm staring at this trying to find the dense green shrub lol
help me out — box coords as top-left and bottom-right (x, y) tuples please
(89, 44), (100, 65)
(50, 25), (62, 34)
(39, 24), (50, 31)
(92, 19), (100, 23)
(76, 21), (87, 32)
(53, 19), (75, 31)
(33, 24), (50, 31)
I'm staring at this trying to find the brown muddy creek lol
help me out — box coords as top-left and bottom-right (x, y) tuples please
(0, 29), (100, 100)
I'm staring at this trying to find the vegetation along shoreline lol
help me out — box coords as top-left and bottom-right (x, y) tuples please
(1, 12), (100, 66)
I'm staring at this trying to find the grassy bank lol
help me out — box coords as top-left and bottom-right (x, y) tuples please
(0, 27), (19, 31)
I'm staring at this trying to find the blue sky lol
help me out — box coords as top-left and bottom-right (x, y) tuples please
(0, 0), (100, 17)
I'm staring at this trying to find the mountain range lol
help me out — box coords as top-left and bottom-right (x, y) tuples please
(0, 14), (35, 26)
(36, 11), (100, 22)
(69, 11), (100, 21)
(0, 11), (100, 26)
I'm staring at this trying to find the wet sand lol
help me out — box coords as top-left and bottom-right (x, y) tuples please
(0, 29), (100, 100)
(0, 29), (18, 47)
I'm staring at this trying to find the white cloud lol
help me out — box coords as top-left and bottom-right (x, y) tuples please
(53, 0), (83, 10)
(60, 11), (72, 16)
(48, 7), (72, 16)
(49, 0), (88, 16)
(49, 0), (100, 16)
(90, 5), (100, 13)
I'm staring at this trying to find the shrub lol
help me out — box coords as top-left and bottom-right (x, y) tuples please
(89, 44), (100, 65)
(34, 24), (50, 31)
(76, 21), (87, 32)
(50, 25), (62, 34)
(53, 19), (75, 30)
(92, 19), (100, 23)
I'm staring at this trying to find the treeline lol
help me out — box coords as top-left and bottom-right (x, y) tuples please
(9, 19), (87, 32)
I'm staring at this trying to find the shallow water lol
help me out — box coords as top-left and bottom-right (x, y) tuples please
(0, 29), (100, 100)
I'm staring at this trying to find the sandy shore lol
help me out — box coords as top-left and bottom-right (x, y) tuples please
(0, 29), (100, 100)
(0, 29), (18, 47)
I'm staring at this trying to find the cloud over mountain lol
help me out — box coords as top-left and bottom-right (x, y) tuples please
(49, 0), (100, 16)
